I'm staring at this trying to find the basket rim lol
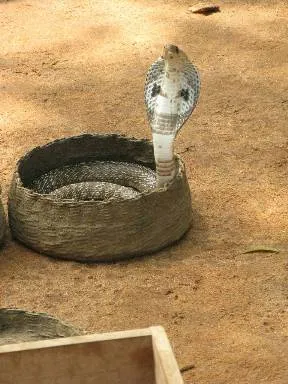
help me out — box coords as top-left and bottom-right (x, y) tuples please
(18, 133), (152, 167)
(12, 133), (187, 207)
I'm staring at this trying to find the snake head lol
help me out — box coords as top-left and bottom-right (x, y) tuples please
(162, 44), (187, 63)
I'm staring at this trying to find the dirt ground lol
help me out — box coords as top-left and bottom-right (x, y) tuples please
(0, 0), (287, 382)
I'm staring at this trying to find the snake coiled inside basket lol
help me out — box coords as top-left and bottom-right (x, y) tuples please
(29, 161), (157, 201)
(8, 134), (192, 262)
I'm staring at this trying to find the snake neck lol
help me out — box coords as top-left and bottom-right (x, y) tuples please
(152, 132), (176, 188)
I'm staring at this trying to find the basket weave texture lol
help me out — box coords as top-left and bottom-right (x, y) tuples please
(8, 134), (192, 262)
(0, 191), (5, 245)
(0, 308), (81, 346)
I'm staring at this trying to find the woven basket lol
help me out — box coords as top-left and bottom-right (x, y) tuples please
(8, 134), (192, 262)
(0, 308), (81, 346)
(0, 188), (6, 245)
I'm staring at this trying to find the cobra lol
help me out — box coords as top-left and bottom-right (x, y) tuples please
(145, 44), (200, 187)
(30, 45), (200, 201)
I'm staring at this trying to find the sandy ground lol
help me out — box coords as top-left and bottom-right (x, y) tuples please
(0, 0), (287, 382)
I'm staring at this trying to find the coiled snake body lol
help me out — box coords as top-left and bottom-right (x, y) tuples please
(31, 161), (157, 200)
(30, 45), (200, 200)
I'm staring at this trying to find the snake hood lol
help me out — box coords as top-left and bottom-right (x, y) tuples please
(144, 44), (200, 135)
(144, 44), (200, 187)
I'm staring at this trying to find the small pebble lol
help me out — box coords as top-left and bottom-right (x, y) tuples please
(188, 3), (220, 15)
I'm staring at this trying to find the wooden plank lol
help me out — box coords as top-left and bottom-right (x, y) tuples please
(0, 329), (155, 384)
(151, 327), (184, 384)
(0, 326), (183, 384)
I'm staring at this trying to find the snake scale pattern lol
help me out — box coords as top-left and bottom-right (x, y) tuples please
(29, 44), (200, 201)
(145, 44), (200, 186)
(30, 161), (157, 201)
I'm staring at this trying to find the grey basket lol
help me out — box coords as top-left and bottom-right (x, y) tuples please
(0, 308), (81, 346)
(8, 133), (192, 262)
(0, 189), (6, 246)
